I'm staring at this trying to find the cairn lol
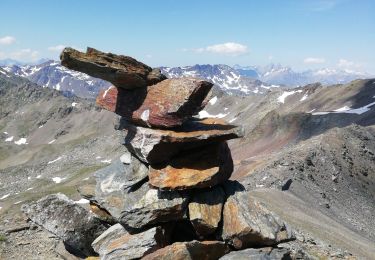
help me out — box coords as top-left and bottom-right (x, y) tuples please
(22, 47), (294, 259)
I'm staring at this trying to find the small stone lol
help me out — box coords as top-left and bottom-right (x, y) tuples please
(221, 189), (294, 249)
(219, 247), (291, 260)
(60, 47), (166, 89)
(149, 142), (233, 190)
(119, 117), (242, 164)
(92, 223), (170, 259)
(96, 78), (213, 128)
(188, 186), (226, 237)
(21, 193), (108, 256)
(142, 240), (229, 260)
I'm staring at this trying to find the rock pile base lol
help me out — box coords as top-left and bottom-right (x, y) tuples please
(22, 47), (295, 259)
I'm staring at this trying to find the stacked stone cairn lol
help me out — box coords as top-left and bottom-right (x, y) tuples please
(22, 47), (295, 260)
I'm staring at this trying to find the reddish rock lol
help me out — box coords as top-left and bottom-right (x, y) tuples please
(149, 142), (233, 190)
(118, 117), (242, 164)
(96, 77), (213, 128)
(60, 47), (166, 89)
(142, 240), (229, 260)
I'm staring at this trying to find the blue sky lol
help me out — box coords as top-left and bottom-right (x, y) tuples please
(0, 0), (374, 73)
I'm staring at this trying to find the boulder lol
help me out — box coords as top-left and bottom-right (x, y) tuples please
(188, 186), (226, 237)
(219, 247), (292, 260)
(96, 77), (213, 128)
(142, 240), (229, 260)
(118, 117), (242, 164)
(149, 142), (233, 190)
(92, 223), (170, 259)
(21, 193), (108, 256)
(221, 190), (294, 249)
(120, 182), (189, 230)
(60, 47), (166, 89)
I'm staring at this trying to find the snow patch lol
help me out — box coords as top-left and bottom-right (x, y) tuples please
(14, 201), (23, 205)
(48, 139), (56, 144)
(26, 187), (34, 191)
(208, 96), (218, 105)
(71, 102), (78, 107)
(74, 198), (89, 204)
(312, 101), (375, 115)
(39, 124), (44, 128)
(277, 90), (302, 103)
(14, 138), (27, 145)
(3, 132), (8, 135)
(101, 159), (112, 164)
(52, 177), (66, 184)
(198, 110), (229, 119)
(300, 94), (308, 101)
(36, 175), (42, 179)
(48, 156), (62, 164)
(5, 136), (13, 142)
(229, 117), (237, 123)
(0, 194), (10, 200)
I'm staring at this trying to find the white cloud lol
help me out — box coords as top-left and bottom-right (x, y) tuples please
(309, 0), (340, 11)
(48, 45), (65, 52)
(9, 49), (39, 61)
(304, 57), (326, 64)
(145, 54), (152, 58)
(337, 59), (363, 70)
(0, 36), (16, 45)
(194, 42), (249, 56)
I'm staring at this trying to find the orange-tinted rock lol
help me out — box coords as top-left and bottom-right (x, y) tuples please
(188, 186), (226, 237)
(149, 142), (233, 190)
(119, 118), (242, 164)
(142, 240), (229, 260)
(96, 78), (213, 128)
(60, 47), (166, 89)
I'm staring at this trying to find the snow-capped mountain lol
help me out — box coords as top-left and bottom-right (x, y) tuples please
(2, 60), (111, 99)
(160, 64), (279, 95)
(236, 63), (372, 86)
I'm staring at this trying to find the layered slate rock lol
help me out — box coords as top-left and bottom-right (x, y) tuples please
(222, 190), (294, 249)
(21, 193), (108, 256)
(120, 182), (189, 230)
(118, 117), (242, 164)
(142, 240), (229, 260)
(219, 247), (292, 260)
(149, 142), (233, 190)
(78, 157), (148, 219)
(92, 223), (170, 259)
(96, 78), (213, 128)
(188, 186), (226, 237)
(60, 47), (166, 89)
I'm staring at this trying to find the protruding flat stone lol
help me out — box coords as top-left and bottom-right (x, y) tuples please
(142, 240), (229, 260)
(21, 193), (108, 256)
(96, 77), (213, 128)
(221, 189), (294, 249)
(188, 186), (226, 237)
(149, 142), (233, 190)
(119, 118), (242, 164)
(92, 224), (170, 259)
(60, 47), (166, 89)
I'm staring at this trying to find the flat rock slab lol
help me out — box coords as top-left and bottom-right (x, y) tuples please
(219, 247), (291, 260)
(78, 157), (148, 220)
(92, 224), (170, 259)
(120, 182), (189, 230)
(96, 77), (213, 128)
(149, 142), (233, 190)
(221, 189), (294, 249)
(142, 240), (229, 260)
(60, 47), (166, 89)
(188, 186), (226, 237)
(21, 193), (108, 256)
(119, 117), (242, 164)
